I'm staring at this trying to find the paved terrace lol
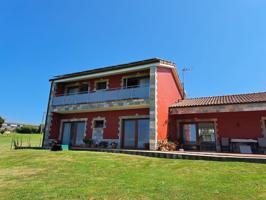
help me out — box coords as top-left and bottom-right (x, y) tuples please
(71, 147), (266, 164)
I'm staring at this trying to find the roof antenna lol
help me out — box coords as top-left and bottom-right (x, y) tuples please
(182, 67), (192, 99)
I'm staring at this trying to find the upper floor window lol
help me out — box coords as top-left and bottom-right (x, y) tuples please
(67, 86), (79, 95)
(80, 83), (89, 93)
(123, 76), (149, 88)
(96, 81), (107, 90)
(66, 82), (89, 95)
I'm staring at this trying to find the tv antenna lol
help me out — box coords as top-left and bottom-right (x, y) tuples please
(182, 67), (192, 98)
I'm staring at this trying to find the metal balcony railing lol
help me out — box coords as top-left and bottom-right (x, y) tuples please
(52, 85), (150, 106)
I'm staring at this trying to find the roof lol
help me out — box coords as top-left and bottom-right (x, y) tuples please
(170, 92), (266, 108)
(50, 58), (175, 81)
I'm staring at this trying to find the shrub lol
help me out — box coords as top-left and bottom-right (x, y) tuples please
(0, 117), (4, 129)
(99, 141), (108, 148)
(50, 140), (62, 151)
(157, 140), (177, 151)
(83, 138), (93, 146)
(16, 125), (39, 134)
(110, 142), (118, 149)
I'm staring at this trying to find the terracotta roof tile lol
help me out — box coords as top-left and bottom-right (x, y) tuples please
(170, 92), (266, 108)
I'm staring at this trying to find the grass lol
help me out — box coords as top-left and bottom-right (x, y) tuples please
(1, 133), (266, 200)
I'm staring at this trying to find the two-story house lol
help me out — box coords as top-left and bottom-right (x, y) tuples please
(43, 58), (266, 153)
(43, 58), (184, 150)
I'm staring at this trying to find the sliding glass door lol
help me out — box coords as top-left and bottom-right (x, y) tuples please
(61, 121), (86, 146)
(122, 119), (149, 149)
(180, 122), (216, 151)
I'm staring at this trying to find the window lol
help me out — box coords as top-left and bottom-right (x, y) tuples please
(67, 86), (79, 95)
(96, 81), (107, 90)
(123, 77), (139, 88)
(80, 83), (89, 93)
(94, 120), (104, 128)
(123, 76), (149, 88)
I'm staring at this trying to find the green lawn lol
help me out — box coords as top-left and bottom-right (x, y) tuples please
(1, 133), (266, 200)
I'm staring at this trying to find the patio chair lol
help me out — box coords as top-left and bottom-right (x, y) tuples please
(221, 137), (230, 152)
(258, 137), (266, 154)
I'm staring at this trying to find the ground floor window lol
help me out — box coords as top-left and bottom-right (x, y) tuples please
(179, 122), (216, 151)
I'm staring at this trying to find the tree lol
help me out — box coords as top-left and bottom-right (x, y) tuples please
(0, 117), (4, 129)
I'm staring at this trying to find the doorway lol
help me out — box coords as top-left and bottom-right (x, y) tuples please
(122, 118), (149, 149)
(61, 121), (86, 146)
(179, 122), (216, 151)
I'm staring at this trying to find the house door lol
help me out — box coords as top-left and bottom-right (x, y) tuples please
(179, 122), (216, 151)
(122, 119), (149, 149)
(61, 121), (86, 146)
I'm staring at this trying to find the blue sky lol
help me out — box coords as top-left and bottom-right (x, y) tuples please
(0, 0), (266, 124)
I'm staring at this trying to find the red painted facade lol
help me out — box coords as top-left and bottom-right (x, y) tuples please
(170, 111), (266, 141)
(50, 108), (149, 141)
(157, 67), (182, 140)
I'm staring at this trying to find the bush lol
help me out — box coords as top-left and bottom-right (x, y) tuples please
(110, 142), (118, 149)
(16, 125), (39, 134)
(83, 138), (93, 146)
(157, 140), (177, 151)
(99, 141), (108, 148)
(50, 140), (62, 151)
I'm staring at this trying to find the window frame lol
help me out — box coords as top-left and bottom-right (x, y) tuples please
(262, 117), (266, 137)
(121, 74), (150, 89)
(93, 120), (105, 128)
(66, 86), (80, 95)
(95, 79), (108, 91)
(178, 121), (217, 148)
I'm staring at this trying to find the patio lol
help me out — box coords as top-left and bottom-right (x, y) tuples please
(71, 147), (266, 163)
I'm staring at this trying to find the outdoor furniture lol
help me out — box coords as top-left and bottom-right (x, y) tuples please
(258, 138), (266, 154)
(230, 138), (258, 153)
(239, 144), (252, 154)
(221, 137), (230, 152)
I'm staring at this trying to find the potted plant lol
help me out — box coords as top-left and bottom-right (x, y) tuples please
(50, 139), (62, 151)
(83, 138), (93, 147)
(110, 142), (118, 149)
(99, 141), (109, 148)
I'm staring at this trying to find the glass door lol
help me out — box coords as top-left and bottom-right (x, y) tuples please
(62, 122), (71, 145)
(123, 120), (136, 148)
(122, 118), (149, 149)
(61, 121), (86, 146)
(179, 122), (216, 151)
(74, 122), (86, 146)
(137, 119), (150, 149)
(182, 123), (197, 144)
(198, 123), (216, 151)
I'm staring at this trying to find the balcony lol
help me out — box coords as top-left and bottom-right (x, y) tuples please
(52, 86), (150, 106)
